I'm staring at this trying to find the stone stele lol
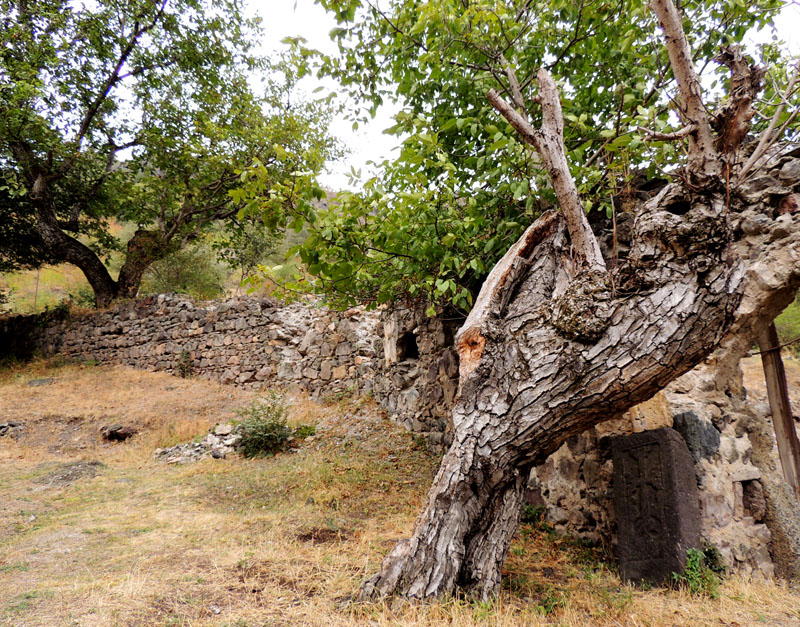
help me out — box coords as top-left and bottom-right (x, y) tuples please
(612, 427), (702, 584)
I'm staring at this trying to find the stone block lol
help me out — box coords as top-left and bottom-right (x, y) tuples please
(236, 371), (255, 384)
(335, 341), (352, 356)
(672, 411), (720, 461)
(624, 391), (673, 432)
(612, 427), (701, 584)
(319, 360), (333, 380)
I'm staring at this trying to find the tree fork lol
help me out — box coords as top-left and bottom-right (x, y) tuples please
(487, 70), (605, 273)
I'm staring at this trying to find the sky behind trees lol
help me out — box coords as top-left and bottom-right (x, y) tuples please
(262, 0), (799, 191)
(259, 0), (400, 190)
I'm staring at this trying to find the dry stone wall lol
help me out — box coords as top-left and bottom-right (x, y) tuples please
(0, 294), (458, 445)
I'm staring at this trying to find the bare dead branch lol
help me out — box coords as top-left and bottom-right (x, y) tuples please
(487, 68), (606, 271)
(637, 124), (697, 141)
(650, 0), (720, 177)
(500, 53), (530, 119)
(739, 59), (800, 181)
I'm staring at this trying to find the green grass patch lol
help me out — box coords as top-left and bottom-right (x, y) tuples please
(775, 297), (800, 355)
(0, 561), (29, 574)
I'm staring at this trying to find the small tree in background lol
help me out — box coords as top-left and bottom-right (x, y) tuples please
(141, 243), (227, 301)
(212, 218), (280, 292)
(1, 0), (339, 307)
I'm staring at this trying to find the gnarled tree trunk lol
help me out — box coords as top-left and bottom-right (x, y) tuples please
(361, 154), (800, 600)
(116, 229), (169, 300)
(359, 0), (800, 599)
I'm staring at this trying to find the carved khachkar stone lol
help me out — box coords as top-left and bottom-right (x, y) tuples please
(612, 427), (701, 584)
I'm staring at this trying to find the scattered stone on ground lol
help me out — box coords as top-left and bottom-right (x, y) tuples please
(100, 423), (137, 441)
(0, 420), (24, 438)
(295, 527), (351, 544)
(27, 377), (55, 387)
(153, 423), (241, 464)
(34, 460), (106, 486)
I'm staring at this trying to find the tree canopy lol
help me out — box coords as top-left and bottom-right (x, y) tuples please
(266, 0), (796, 315)
(0, 0), (338, 306)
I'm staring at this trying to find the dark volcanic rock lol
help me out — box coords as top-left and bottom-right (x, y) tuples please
(101, 424), (137, 441)
(612, 427), (702, 585)
(672, 410), (721, 461)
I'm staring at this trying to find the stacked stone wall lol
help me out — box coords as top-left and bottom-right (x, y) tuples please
(0, 294), (459, 445)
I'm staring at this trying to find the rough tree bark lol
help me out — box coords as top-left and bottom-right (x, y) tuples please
(359, 0), (800, 602)
(116, 229), (170, 300)
(33, 181), (122, 308)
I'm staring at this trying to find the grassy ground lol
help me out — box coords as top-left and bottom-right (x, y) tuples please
(0, 265), (94, 314)
(1, 360), (799, 626)
(0, 221), (305, 315)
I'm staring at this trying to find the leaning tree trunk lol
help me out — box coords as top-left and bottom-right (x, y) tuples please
(34, 193), (121, 308)
(360, 156), (800, 601)
(360, 0), (800, 601)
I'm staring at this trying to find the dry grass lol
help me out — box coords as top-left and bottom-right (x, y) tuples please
(0, 264), (93, 314)
(741, 352), (800, 414)
(1, 360), (799, 626)
(0, 360), (257, 464)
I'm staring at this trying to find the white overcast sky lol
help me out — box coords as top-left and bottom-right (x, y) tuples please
(256, 0), (800, 191)
(254, 0), (400, 191)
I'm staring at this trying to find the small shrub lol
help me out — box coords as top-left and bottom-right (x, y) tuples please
(520, 503), (546, 525)
(672, 546), (723, 598)
(141, 243), (227, 301)
(177, 350), (193, 378)
(293, 424), (316, 439)
(68, 286), (96, 308)
(234, 394), (315, 458)
(45, 300), (71, 320)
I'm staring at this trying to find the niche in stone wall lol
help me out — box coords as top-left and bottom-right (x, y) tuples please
(397, 331), (419, 361)
(735, 479), (767, 522)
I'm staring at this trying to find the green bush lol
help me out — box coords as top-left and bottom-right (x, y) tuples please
(775, 297), (800, 356)
(672, 546), (724, 598)
(141, 244), (227, 301)
(68, 286), (96, 308)
(293, 423), (316, 439)
(520, 504), (546, 525)
(233, 394), (315, 458)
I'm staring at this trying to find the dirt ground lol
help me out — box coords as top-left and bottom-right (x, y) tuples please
(741, 352), (800, 417)
(1, 360), (799, 626)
